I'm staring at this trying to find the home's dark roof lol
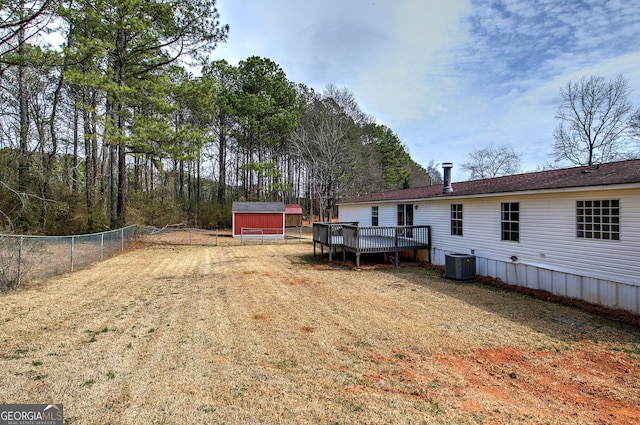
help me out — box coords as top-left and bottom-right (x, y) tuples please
(341, 159), (640, 204)
(232, 201), (285, 212)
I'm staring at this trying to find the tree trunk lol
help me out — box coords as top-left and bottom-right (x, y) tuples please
(72, 102), (79, 195)
(110, 142), (118, 226)
(49, 56), (64, 195)
(82, 85), (94, 230)
(90, 92), (98, 191)
(179, 159), (184, 200)
(117, 134), (127, 226)
(17, 14), (29, 196)
(217, 125), (227, 205)
(195, 155), (201, 227)
(187, 159), (192, 205)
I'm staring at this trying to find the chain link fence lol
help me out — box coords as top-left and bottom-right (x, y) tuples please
(139, 225), (220, 246)
(140, 224), (309, 246)
(0, 225), (138, 289)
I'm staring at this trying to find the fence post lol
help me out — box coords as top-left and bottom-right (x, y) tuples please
(71, 236), (75, 272)
(121, 228), (124, 251)
(101, 233), (104, 259)
(17, 236), (24, 286)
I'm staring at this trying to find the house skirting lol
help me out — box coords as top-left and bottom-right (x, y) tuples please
(431, 248), (639, 315)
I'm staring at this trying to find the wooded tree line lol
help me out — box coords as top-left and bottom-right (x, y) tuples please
(0, 0), (434, 234)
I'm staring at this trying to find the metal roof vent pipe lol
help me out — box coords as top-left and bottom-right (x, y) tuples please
(442, 162), (453, 194)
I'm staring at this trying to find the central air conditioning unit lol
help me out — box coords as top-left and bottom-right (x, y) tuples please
(445, 253), (476, 280)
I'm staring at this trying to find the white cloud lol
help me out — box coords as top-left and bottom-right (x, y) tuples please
(210, 0), (640, 179)
(354, 1), (471, 125)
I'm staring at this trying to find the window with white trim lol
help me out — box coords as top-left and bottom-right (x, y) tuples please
(501, 202), (519, 242)
(577, 200), (620, 240)
(451, 204), (463, 236)
(371, 206), (379, 226)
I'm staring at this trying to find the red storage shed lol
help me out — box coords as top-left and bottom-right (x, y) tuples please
(232, 202), (286, 239)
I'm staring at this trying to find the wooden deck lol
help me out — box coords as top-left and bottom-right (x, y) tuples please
(313, 223), (431, 269)
(312, 222), (357, 262)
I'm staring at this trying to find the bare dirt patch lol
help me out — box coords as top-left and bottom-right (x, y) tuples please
(0, 234), (638, 424)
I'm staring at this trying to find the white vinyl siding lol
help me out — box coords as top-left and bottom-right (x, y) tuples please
(340, 203), (399, 227)
(432, 191), (639, 286)
(339, 187), (640, 287)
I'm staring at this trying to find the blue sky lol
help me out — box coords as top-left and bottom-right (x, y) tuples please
(210, 0), (640, 180)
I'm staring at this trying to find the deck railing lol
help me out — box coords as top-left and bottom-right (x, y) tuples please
(342, 224), (431, 268)
(312, 222), (358, 261)
(342, 225), (431, 253)
(313, 222), (431, 267)
(312, 222), (358, 247)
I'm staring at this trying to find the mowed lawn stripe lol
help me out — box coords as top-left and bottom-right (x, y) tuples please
(1, 239), (639, 424)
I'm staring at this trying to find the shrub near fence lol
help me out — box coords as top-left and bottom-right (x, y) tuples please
(0, 225), (138, 289)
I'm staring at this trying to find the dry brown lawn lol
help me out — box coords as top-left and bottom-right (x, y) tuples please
(1, 232), (639, 424)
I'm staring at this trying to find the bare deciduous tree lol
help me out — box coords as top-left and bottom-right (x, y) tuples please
(461, 144), (522, 180)
(424, 160), (443, 186)
(323, 84), (373, 126)
(630, 108), (640, 142)
(292, 96), (359, 221)
(552, 75), (634, 166)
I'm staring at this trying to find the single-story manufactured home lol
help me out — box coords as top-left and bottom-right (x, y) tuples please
(338, 160), (640, 315)
(232, 201), (286, 239)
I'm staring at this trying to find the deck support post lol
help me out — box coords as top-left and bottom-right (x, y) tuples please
(356, 253), (361, 270)
(428, 227), (432, 263)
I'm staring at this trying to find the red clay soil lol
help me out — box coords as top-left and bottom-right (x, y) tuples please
(441, 345), (639, 424)
(326, 258), (640, 423)
(357, 345), (639, 424)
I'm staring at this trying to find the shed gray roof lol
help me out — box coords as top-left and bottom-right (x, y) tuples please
(232, 202), (285, 213)
(341, 159), (640, 204)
